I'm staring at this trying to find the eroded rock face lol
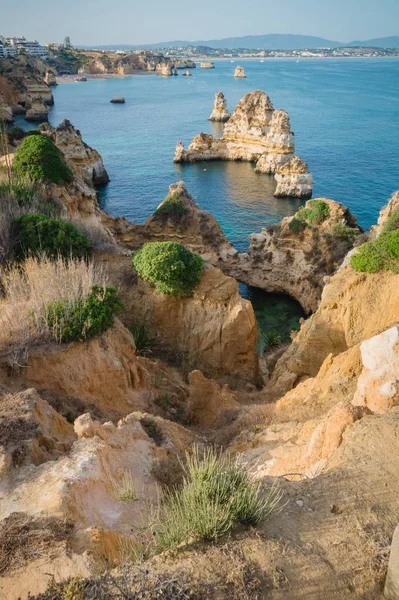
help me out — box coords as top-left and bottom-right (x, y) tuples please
(209, 91), (231, 122)
(274, 156), (313, 198)
(25, 100), (49, 122)
(234, 65), (246, 78)
(224, 198), (361, 314)
(187, 370), (239, 426)
(353, 326), (399, 413)
(156, 63), (172, 76)
(0, 97), (13, 122)
(174, 90), (312, 197)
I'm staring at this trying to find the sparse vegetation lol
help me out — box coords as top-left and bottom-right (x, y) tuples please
(154, 190), (188, 219)
(111, 472), (138, 503)
(46, 285), (122, 343)
(289, 216), (306, 234)
(154, 393), (171, 410)
(130, 322), (154, 356)
(351, 229), (399, 274)
(132, 241), (204, 297)
(155, 446), (281, 552)
(331, 220), (359, 239)
(14, 213), (92, 261)
(0, 257), (108, 362)
(140, 417), (164, 445)
(13, 135), (73, 185)
(263, 330), (282, 349)
(381, 209), (399, 235)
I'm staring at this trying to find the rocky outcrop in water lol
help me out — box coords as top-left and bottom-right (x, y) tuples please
(274, 156), (313, 198)
(234, 65), (246, 78)
(156, 63), (172, 76)
(174, 90), (312, 197)
(209, 91), (231, 122)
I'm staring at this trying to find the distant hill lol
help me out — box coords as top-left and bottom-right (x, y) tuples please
(85, 34), (399, 52)
(347, 36), (399, 48)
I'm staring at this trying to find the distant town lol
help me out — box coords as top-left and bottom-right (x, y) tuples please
(1, 34), (398, 62)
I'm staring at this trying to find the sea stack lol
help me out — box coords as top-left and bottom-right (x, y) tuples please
(209, 91), (231, 122)
(110, 97), (125, 104)
(234, 65), (247, 78)
(274, 156), (313, 198)
(156, 63), (172, 76)
(200, 61), (215, 69)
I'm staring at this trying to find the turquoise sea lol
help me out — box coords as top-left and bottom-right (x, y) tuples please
(43, 58), (399, 337)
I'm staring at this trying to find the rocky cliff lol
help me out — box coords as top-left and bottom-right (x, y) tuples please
(72, 50), (173, 76)
(0, 55), (54, 122)
(174, 90), (313, 198)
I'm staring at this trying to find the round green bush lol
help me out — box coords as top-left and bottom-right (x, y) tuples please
(154, 191), (188, 220)
(13, 135), (73, 185)
(14, 213), (92, 260)
(46, 285), (123, 343)
(132, 241), (204, 296)
(351, 229), (399, 273)
(294, 200), (330, 228)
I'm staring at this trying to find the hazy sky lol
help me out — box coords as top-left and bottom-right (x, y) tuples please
(2, 0), (398, 46)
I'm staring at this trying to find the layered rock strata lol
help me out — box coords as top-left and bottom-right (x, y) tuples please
(274, 156), (313, 198)
(174, 90), (312, 197)
(209, 91), (231, 122)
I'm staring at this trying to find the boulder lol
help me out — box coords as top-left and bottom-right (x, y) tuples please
(274, 156), (313, 198)
(110, 96), (125, 103)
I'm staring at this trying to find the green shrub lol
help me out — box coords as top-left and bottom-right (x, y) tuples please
(132, 241), (204, 297)
(13, 135), (73, 184)
(130, 322), (153, 356)
(0, 178), (53, 212)
(154, 191), (188, 219)
(381, 210), (399, 235)
(263, 330), (281, 349)
(294, 200), (330, 228)
(46, 285), (122, 343)
(289, 217), (306, 234)
(351, 229), (399, 274)
(155, 446), (281, 552)
(140, 417), (164, 445)
(14, 213), (92, 260)
(331, 221), (359, 239)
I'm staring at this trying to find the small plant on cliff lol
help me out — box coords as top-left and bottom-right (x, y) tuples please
(351, 229), (399, 274)
(14, 213), (92, 261)
(46, 285), (122, 343)
(381, 210), (399, 235)
(293, 200), (330, 229)
(331, 221), (359, 240)
(13, 134), (73, 185)
(263, 330), (281, 349)
(154, 190), (188, 220)
(289, 216), (306, 234)
(130, 322), (154, 356)
(155, 446), (282, 552)
(132, 241), (204, 297)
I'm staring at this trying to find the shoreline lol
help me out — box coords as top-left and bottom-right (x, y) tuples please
(56, 71), (157, 84)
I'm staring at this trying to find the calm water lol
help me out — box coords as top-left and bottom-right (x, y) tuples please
(42, 59), (399, 336)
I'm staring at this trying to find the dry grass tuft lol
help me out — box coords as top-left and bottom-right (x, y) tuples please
(0, 256), (108, 364)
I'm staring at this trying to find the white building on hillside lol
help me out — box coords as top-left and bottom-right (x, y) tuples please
(0, 41), (15, 58)
(6, 36), (47, 58)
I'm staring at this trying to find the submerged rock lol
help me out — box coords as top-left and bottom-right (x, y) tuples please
(209, 91), (231, 122)
(182, 69), (191, 76)
(110, 96), (125, 103)
(234, 65), (246, 78)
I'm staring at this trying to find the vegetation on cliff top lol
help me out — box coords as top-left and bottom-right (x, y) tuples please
(289, 199), (330, 233)
(46, 285), (122, 343)
(14, 213), (92, 261)
(13, 135), (73, 185)
(153, 190), (189, 220)
(156, 446), (281, 552)
(351, 229), (399, 273)
(132, 241), (204, 296)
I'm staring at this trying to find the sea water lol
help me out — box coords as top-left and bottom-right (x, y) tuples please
(46, 58), (399, 337)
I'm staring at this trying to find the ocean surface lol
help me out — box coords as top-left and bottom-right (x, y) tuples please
(29, 58), (399, 337)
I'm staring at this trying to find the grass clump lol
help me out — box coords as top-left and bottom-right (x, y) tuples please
(155, 446), (281, 552)
(140, 417), (164, 446)
(132, 241), (204, 297)
(351, 229), (399, 274)
(111, 471), (138, 503)
(263, 330), (281, 349)
(130, 322), (153, 356)
(154, 191), (188, 219)
(46, 285), (122, 343)
(14, 213), (92, 261)
(13, 134), (73, 185)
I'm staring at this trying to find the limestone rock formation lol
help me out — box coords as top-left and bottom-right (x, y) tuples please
(25, 100), (49, 122)
(156, 63), (172, 76)
(44, 71), (57, 86)
(209, 91), (231, 122)
(174, 90), (312, 196)
(223, 198), (361, 314)
(200, 61), (215, 68)
(234, 65), (246, 78)
(187, 370), (239, 426)
(0, 96), (13, 122)
(274, 156), (313, 198)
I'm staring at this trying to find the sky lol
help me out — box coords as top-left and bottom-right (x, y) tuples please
(2, 0), (398, 46)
